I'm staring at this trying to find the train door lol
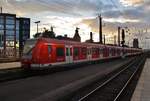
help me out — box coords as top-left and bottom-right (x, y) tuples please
(99, 47), (103, 58)
(65, 46), (73, 64)
(109, 48), (112, 57)
(87, 47), (92, 61)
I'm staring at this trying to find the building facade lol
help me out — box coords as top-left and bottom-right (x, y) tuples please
(17, 18), (30, 56)
(0, 13), (30, 58)
(0, 13), (16, 58)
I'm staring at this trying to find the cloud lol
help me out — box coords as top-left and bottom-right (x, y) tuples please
(1, 0), (150, 48)
(120, 0), (144, 6)
(0, 0), (147, 20)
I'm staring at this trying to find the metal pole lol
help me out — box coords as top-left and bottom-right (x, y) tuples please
(0, 7), (2, 13)
(99, 15), (102, 44)
(114, 35), (116, 45)
(104, 35), (105, 45)
(4, 15), (6, 57)
(34, 21), (40, 34)
(118, 26), (121, 46)
(121, 29), (125, 47)
(14, 16), (16, 58)
(37, 23), (38, 33)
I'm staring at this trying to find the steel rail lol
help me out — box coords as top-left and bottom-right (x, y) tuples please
(78, 56), (142, 101)
(113, 56), (146, 101)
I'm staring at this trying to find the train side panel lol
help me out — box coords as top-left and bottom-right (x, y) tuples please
(21, 38), (142, 69)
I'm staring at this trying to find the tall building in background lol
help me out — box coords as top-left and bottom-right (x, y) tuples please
(0, 13), (30, 58)
(17, 18), (30, 56)
(0, 13), (16, 58)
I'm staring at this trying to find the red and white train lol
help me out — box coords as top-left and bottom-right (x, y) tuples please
(21, 38), (142, 69)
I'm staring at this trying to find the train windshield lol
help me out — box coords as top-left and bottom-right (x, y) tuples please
(23, 39), (37, 55)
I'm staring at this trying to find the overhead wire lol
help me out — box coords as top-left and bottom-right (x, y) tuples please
(109, 0), (124, 16)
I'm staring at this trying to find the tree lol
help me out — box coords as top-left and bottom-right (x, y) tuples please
(33, 32), (42, 38)
(33, 27), (55, 38)
(42, 27), (55, 38)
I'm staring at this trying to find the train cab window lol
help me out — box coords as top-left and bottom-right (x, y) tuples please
(56, 47), (64, 57)
(48, 45), (52, 54)
(74, 47), (79, 56)
(23, 39), (37, 55)
(66, 48), (69, 56)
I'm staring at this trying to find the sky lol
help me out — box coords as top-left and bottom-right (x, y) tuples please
(0, 0), (150, 49)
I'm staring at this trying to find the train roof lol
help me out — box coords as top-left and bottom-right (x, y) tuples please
(28, 37), (142, 50)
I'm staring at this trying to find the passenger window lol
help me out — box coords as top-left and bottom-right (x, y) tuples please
(88, 48), (91, 55)
(48, 45), (51, 54)
(74, 47), (79, 56)
(99, 48), (102, 53)
(96, 48), (99, 54)
(88, 49), (90, 55)
(92, 48), (95, 54)
(66, 48), (69, 56)
(56, 47), (64, 57)
(81, 48), (86, 55)
(70, 48), (72, 56)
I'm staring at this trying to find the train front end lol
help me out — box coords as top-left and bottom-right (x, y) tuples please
(21, 38), (38, 69)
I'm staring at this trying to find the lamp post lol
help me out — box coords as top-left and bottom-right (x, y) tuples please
(34, 21), (40, 34)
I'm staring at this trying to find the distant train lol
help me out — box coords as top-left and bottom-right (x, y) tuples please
(21, 38), (142, 69)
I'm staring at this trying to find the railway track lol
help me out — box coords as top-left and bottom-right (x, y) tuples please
(0, 66), (78, 82)
(63, 55), (146, 101)
(0, 57), (132, 83)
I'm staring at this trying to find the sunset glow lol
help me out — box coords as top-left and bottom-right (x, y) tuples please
(1, 0), (150, 48)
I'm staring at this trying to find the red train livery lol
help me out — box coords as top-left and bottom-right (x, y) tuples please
(21, 38), (142, 69)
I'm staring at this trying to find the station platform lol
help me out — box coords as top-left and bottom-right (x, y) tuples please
(0, 62), (21, 70)
(131, 58), (150, 101)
